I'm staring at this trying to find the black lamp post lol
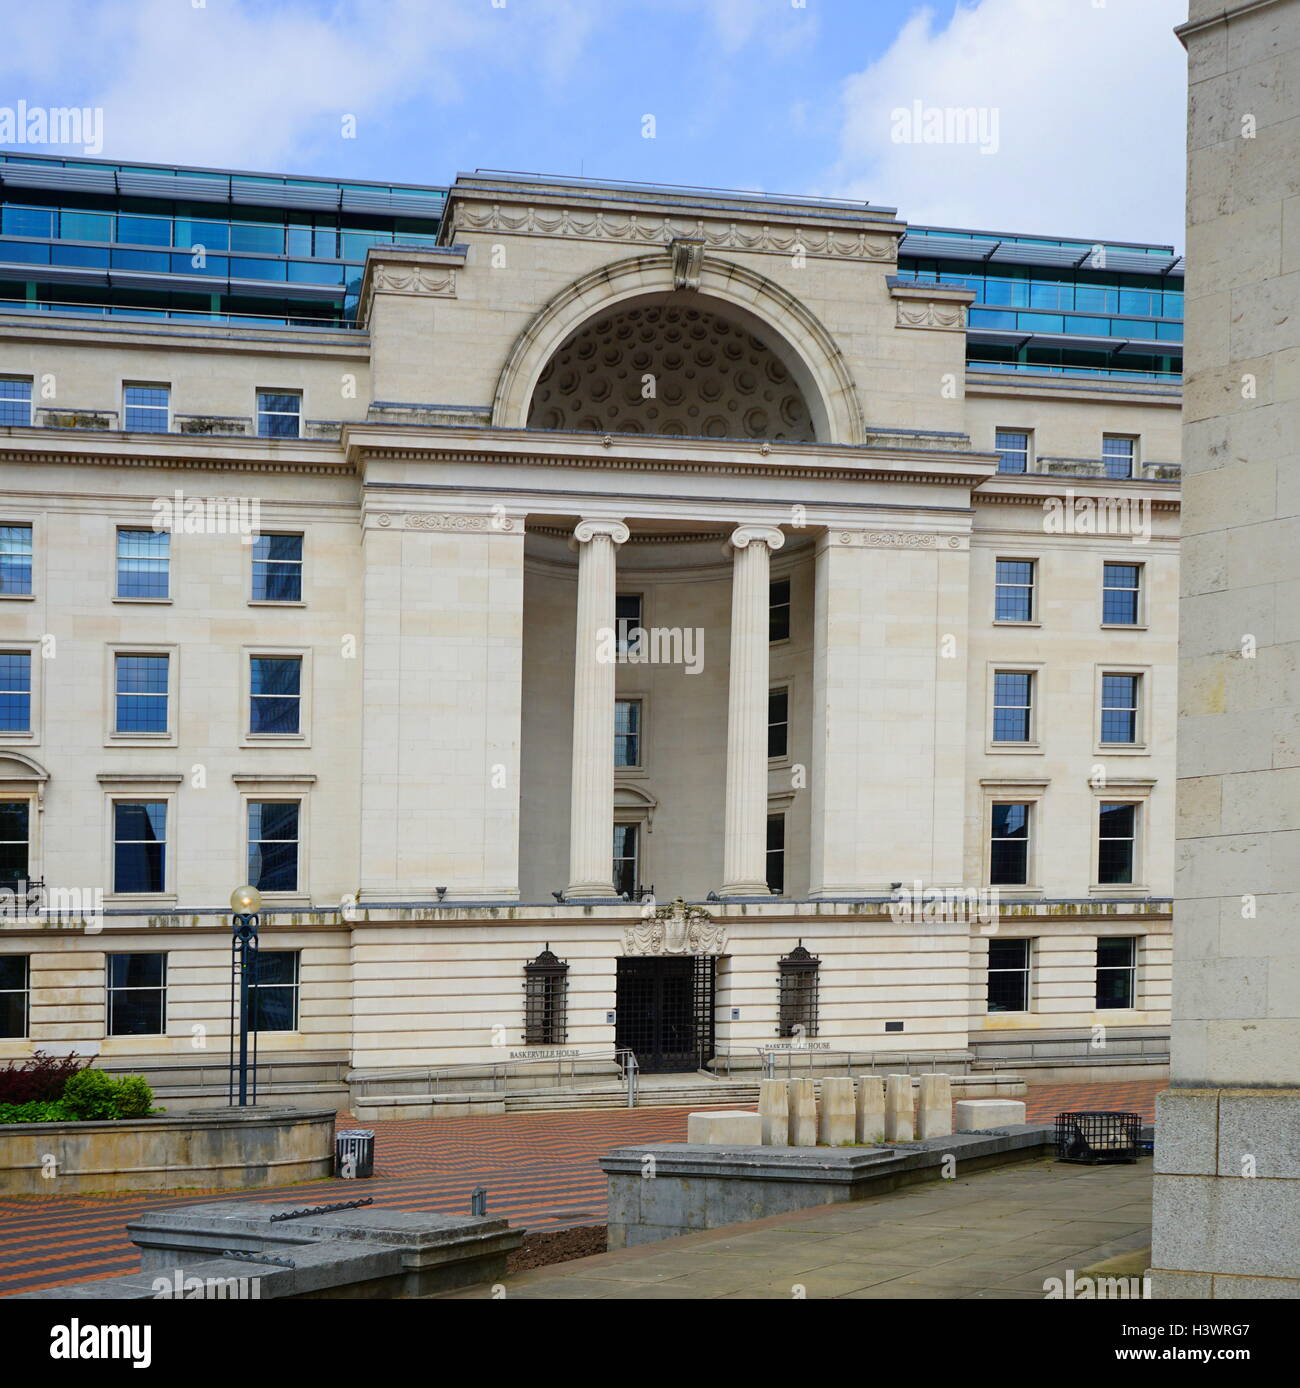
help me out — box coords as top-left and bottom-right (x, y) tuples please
(229, 884), (262, 1107)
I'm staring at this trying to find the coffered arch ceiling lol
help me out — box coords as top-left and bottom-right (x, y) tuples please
(527, 300), (816, 442)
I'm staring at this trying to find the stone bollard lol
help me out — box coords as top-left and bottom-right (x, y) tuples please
(856, 1075), (886, 1144)
(758, 1079), (790, 1146)
(954, 1098), (1027, 1133)
(818, 1077), (857, 1146)
(884, 1073), (914, 1143)
(917, 1073), (953, 1139)
(686, 1110), (763, 1144)
(788, 1078), (818, 1146)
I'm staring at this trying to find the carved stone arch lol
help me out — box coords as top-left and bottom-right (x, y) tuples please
(0, 751), (49, 807)
(492, 251), (865, 445)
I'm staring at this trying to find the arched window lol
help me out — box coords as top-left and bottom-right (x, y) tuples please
(777, 942), (820, 1039)
(524, 946), (568, 1045)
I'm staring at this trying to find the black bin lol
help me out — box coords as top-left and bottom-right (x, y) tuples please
(1055, 1110), (1141, 1164)
(335, 1128), (375, 1178)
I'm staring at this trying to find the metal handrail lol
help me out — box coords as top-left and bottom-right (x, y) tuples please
(710, 1047), (974, 1080)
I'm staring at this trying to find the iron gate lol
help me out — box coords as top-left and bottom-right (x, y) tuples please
(615, 955), (715, 1073)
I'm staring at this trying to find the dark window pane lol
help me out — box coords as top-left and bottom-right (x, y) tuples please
(255, 950), (298, 986)
(251, 801), (299, 840)
(253, 986), (297, 1031)
(108, 988), (164, 1035)
(768, 687), (789, 758)
(250, 657), (302, 733)
(251, 838), (297, 892)
(769, 579), (791, 642)
(987, 969), (1028, 1012)
(988, 938), (1029, 970)
(109, 952), (164, 989)
(1098, 839), (1134, 883)
(0, 954), (27, 990)
(0, 989), (26, 1038)
(1096, 970), (1134, 1008)
(1097, 937), (1136, 969)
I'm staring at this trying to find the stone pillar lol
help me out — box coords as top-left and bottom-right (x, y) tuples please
(565, 519), (630, 899)
(758, 1079), (790, 1146)
(884, 1074), (913, 1143)
(720, 524), (785, 896)
(788, 1078), (818, 1146)
(917, 1074), (953, 1140)
(818, 1077), (857, 1146)
(856, 1075), (886, 1144)
(1150, 0), (1300, 1300)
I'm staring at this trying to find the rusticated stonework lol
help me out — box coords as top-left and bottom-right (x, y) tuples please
(453, 202), (897, 262)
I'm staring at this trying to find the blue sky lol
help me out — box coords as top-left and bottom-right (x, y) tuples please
(1, 0), (1188, 245)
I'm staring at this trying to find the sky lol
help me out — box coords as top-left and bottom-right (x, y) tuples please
(0, 0), (1189, 247)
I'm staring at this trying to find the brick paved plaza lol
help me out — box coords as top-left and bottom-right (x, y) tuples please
(0, 1080), (1162, 1297)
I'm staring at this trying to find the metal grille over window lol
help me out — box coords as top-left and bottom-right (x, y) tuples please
(523, 946), (568, 1045)
(777, 941), (820, 1038)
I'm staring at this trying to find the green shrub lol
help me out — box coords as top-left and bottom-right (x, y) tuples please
(0, 1100), (73, 1123)
(113, 1075), (154, 1119)
(61, 1067), (122, 1121)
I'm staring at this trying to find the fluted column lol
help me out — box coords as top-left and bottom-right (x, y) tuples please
(565, 518), (630, 898)
(721, 524), (785, 896)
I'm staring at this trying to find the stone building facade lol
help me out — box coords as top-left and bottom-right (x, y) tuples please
(0, 166), (1180, 1085)
(1151, 0), (1300, 1297)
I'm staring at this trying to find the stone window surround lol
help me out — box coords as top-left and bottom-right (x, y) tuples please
(240, 645), (313, 748)
(985, 660), (1045, 754)
(1100, 555), (1147, 630)
(0, 639), (42, 745)
(992, 553), (1040, 626)
(98, 773), (183, 905)
(1094, 663), (1151, 755)
(979, 777), (1049, 897)
(1088, 778), (1155, 898)
(0, 513), (37, 601)
(233, 773), (316, 907)
(111, 523), (172, 606)
(248, 528), (309, 608)
(104, 644), (179, 748)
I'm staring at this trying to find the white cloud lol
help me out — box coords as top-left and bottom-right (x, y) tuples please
(825, 0), (1187, 247)
(0, 0), (610, 172)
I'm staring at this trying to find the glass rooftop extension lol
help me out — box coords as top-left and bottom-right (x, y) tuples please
(0, 153), (1183, 381)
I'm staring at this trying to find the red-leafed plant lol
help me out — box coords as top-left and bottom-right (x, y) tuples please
(0, 1051), (87, 1105)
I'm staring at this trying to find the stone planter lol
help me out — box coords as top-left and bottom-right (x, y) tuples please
(0, 1106), (335, 1195)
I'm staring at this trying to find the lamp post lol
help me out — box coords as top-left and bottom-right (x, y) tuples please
(229, 885), (262, 1107)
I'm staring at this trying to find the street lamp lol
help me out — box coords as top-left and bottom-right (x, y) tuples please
(229, 885), (262, 1107)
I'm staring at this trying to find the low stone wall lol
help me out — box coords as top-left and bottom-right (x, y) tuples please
(0, 1106), (336, 1195)
(601, 1124), (1055, 1248)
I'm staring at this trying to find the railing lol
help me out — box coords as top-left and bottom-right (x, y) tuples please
(967, 359), (1181, 384)
(94, 1056), (352, 1090)
(0, 296), (355, 330)
(973, 1034), (1168, 1071)
(710, 1048), (974, 1080)
(350, 1047), (637, 1100)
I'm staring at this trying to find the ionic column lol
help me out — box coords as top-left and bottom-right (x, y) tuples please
(721, 524), (785, 896)
(565, 518), (630, 899)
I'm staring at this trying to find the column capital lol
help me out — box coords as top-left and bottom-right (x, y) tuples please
(723, 524), (785, 558)
(569, 518), (630, 550)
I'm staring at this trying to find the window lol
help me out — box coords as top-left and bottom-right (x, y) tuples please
(1103, 563), (1142, 625)
(116, 528), (170, 599)
(524, 948), (568, 1045)
(257, 390), (301, 439)
(123, 384), (170, 433)
(768, 686), (789, 759)
(247, 801), (300, 893)
(1098, 802), (1137, 884)
(990, 802), (1031, 885)
(1096, 937), (1137, 1009)
(615, 594), (642, 655)
(1101, 674), (1140, 744)
(0, 802), (29, 889)
(992, 671), (1033, 743)
(0, 652), (31, 731)
(777, 943), (819, 1038)
(612, 823), (639, 897)
(250, 656), (302, 735)
(0, 524), (32, 595)
(994, 559), (1035, 622)
(113, 801), (167, 893)
(252, 533), (303, 602)
(251, 951), (300, 1032)
(1102, 435), (1136, 480)
(0, 955), (28, 1038)
(995, 429), (1030, 474)
(987, 937), (1031, 1013)
(766, 814), (786, 895)
(769, 578), (791, 643)
(0, 378), (32, 427)
(614, 699), (641, 768)
(114, 654), (169, 734)
(107, 953), (166, 1036)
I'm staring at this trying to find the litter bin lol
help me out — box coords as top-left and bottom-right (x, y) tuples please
(1054, 1111), (1141, 1164)
(335, 1128), (375, 1178)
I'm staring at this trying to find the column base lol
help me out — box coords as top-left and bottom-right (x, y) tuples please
(719, 881), (772, 899)
(564, 882), (620, 901)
